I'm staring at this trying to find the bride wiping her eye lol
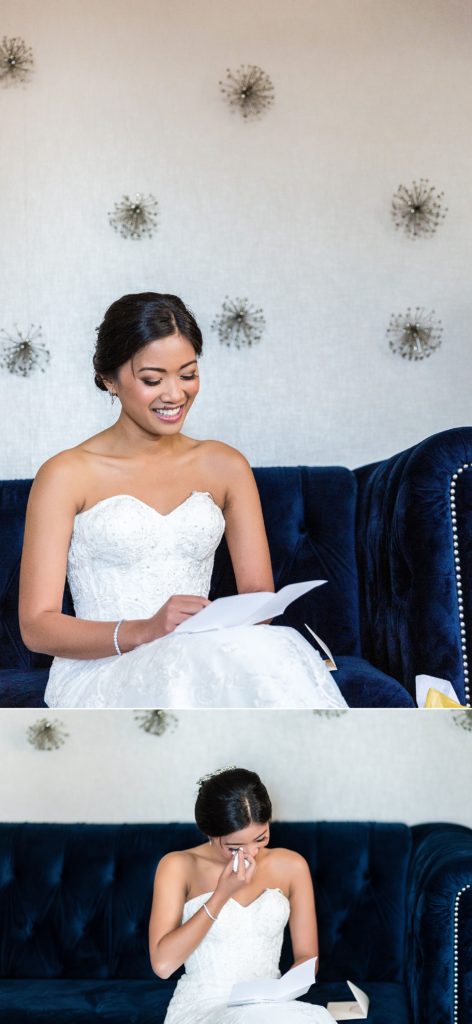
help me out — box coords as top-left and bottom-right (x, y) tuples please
(18, 291), (347, 709)
(149, 767), (333, 1023)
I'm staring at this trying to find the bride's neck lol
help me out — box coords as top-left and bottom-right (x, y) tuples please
(107, 416), (189, 458)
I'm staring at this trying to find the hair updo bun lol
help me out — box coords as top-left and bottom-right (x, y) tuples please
(195, 767), (272, 838)
(93, 291), (203, 390)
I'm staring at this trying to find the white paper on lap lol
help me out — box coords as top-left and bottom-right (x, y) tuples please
(228, 957), (317, 1006)
(173, 581), (327, 634)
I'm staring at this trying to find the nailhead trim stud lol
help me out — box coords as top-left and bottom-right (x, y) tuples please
(453, 884), (471, 1023)
(450, 464), (471, 706)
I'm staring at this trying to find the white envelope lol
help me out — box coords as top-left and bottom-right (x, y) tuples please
(327, 981), (370, 1020)
(415, 674), (461, 708)
(173, 580), (327, 634)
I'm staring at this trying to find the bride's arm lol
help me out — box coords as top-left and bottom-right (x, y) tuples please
(149, 851), (256, 979)
(286, 852), (320, 973)
(220, 449), (275, 595)
(19, 455), (208, 659)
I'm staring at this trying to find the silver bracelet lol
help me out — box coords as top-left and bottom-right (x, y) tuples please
(113, 619), (125, 656)
(202, 902), (218, 922)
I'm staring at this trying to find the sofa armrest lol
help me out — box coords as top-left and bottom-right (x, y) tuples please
(406, 823), (472, 1024)
(355, 427), (472, 704)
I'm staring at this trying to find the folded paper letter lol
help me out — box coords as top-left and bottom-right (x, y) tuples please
(228, 956), (317, 1006)
(174, 581), (326, 634)
(327, 981), (370, 1020)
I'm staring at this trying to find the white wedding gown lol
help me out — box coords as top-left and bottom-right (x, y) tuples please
(44, 491), (347, 710)
(164, 888), (332, 1023)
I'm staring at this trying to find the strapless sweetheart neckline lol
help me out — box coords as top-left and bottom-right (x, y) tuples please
(184, 887), (289, 911)
(75, 489), (224, 522)
(168, 882), (333, 1021)
(45, 484), (347, 711)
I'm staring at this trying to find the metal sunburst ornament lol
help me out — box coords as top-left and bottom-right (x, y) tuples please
(219, 65), (274, 120)
(27, 718), (69, 751)
(453, 710), (472, 732)
(391, 179), (447, 239)
(0, 36), (34, 85)
(0, 324), (51, 377)
(387, 307), (443, 361)
(312, 711), (347, 719)
(134, 710), (177, 735)
(212, 297), (266, 348)
(108, 192), (159, 239)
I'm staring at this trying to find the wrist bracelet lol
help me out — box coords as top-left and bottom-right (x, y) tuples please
(202, 902), (218, 922)
(113, 619), (125, 656)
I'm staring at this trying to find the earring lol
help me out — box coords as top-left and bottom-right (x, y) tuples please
(109, 391), (116, 406)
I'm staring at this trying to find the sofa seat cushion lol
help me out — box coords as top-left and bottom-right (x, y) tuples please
(0, 661), (415, 709)
(332, 657), (415, 707)
(0, 670), (48, 708)
(0, 979), (173, 1023)
(0, 980), (410, 1024)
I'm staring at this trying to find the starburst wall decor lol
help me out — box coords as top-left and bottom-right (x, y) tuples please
(212, 297), (266, 348)
(391, 179), (447, 239)
(135, 710), (177, 735)
(0, 36), (34, 85)
(453, 710), (472, 732)
(219, 65), (274, 119)
(27, 718), (69, 751)
(387, 308), (443, 361)
(0, 325), (50, 377)
(108, 193), (159, 239)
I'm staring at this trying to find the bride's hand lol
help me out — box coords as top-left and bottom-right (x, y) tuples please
(214, 850), (256, 903)
(143, 595), (212, 641)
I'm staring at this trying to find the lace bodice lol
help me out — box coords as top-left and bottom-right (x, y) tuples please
(164, 888), (332, 1022)
(45, 488), (347, 712)
(181, 888), (290, 986)
(67, 491), (225, 620)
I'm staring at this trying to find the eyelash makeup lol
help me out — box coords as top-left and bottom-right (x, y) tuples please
(228, 837), (267, 851)
(143, 374), (198, 386)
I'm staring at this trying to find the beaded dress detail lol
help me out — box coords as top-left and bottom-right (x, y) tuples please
(44, 492), (347, 710)
(164, 889), (333, 1023)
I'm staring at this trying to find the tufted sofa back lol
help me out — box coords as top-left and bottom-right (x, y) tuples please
(0, 821), (411, 982)
(0, 467), (361, 670)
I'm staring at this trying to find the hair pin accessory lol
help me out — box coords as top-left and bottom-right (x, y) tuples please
(196, 765), (238, 788)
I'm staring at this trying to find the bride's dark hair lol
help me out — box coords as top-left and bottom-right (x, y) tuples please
(195, 768), (272, 837)
(93, 291), (203, 391)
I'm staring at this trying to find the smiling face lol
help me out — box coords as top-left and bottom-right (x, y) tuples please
(105, 332), (200, 436)
(214, 821), (271, 863)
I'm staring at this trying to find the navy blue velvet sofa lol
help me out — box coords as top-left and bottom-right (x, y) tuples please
(1, 426), (470, 708)
(0, 820), (471, 1024)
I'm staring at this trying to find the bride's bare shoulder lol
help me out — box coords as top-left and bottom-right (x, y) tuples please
(33, 430), (110, 484)
(30, 433), (111, 513)
(153, 846), (206, 882)
(197, 439), (252, 474)
(269, 847), (311, 875)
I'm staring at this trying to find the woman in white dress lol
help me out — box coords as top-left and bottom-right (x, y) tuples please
(150, 767), (333, 1023)
(19, 291), (347, 710)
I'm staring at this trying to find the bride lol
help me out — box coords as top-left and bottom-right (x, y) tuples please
(149, 766), (333, 1023)
(19, 291), (347, 710)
